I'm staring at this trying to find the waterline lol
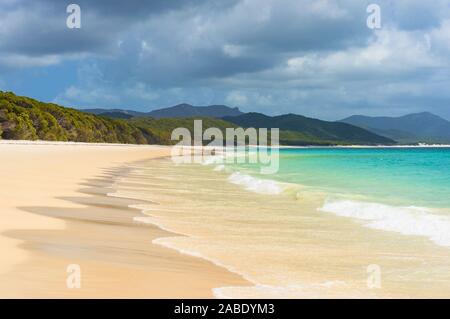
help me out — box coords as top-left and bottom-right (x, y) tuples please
(109, 152), (450, 298)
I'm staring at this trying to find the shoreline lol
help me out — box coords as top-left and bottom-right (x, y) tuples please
(1, 140), (450, 298)
(0, 141), (248, 298)
(276, 144), (450, 148)
(3, 140), (450, 149)
(112, 154), (450, 298)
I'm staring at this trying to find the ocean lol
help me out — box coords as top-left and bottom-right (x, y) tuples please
(228, 147), (450, 247)
(111, 147), (450, 298)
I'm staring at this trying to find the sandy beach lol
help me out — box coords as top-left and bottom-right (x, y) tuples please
(0, 141), (247, 298)
(2, 141), (450, 299)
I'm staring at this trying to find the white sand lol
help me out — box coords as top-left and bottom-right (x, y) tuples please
(0, 141), (247, 298)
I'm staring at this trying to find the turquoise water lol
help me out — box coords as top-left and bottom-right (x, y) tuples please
(115, 148), (450, 298)
(231, 147), (450, 208)
(224, 147), (450, 247)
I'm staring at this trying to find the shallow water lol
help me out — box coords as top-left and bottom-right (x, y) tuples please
(110, 148), (450, 298)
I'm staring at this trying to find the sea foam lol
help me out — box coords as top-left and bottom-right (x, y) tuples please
(319, 199), (450, 247)
(228, 172), (283, 195)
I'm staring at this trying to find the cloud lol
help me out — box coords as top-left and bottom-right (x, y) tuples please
(125, 83), (160, 102)
(226, 91), (248, 106)
(1, 0), (450, 119)
(0, 53), (61, 68)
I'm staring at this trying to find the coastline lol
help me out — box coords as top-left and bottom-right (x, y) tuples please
(0, 141), (248, 298)
(276, 144), (450, 149)
(1, 140), (449, 298)
(115, 149), (450, 298)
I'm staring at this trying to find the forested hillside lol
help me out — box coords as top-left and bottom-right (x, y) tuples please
(0, 92), (234, 145)
(0, 91), (396, 146)
(224, 113), (395, 145)
(0, 91), (156, 143)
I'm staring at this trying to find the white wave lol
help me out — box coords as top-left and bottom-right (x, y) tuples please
(228, 172), (283, 195)
(214, 164), (225, 171)
(319, 199), (450, 247)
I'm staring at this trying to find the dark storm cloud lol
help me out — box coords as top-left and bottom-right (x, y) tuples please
(0, 0), (238, 58)
(1, 0), (450, 119)
(91, 0), (376, 87)
(0, 0), (369, 67)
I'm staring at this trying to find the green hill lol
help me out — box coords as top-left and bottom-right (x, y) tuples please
(0, 91), (234, 145)
(0, 92), (395, 146)
(223, 113), (395, 145)
(128, 117), (237, 145)
(0, 91), (154, 144)
(84, 103), (243, 119)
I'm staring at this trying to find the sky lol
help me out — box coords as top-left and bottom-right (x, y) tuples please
(1, 0), (450, 120)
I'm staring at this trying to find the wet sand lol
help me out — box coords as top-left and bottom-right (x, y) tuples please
(111, 157), (450, 298)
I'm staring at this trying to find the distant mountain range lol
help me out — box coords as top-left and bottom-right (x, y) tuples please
(81, 108), (145, 119)
(0, 92), (393, 146)
(3, 91), (447, 146)
(83, 103), (450, 145)
(83, 104), (393, 145)
(340, 112), (450, 144)
(0, 92), (235, 145)
(224, 113), (394, 145)
(84, 103), (243, 119)
(148, 103), (243, 118)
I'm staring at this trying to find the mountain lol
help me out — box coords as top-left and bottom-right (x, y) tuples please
(148, 103), (243, 118)
(82, 108), (146, 119)
(223, 113), (395, 145)
(340, 112), (450, 144)
(84, 103), (243, 119)
(0, 92), (235, 145)
(0, 91), (395, 146)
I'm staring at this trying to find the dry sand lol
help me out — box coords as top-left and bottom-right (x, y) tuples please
(0, 141), (247, 298)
